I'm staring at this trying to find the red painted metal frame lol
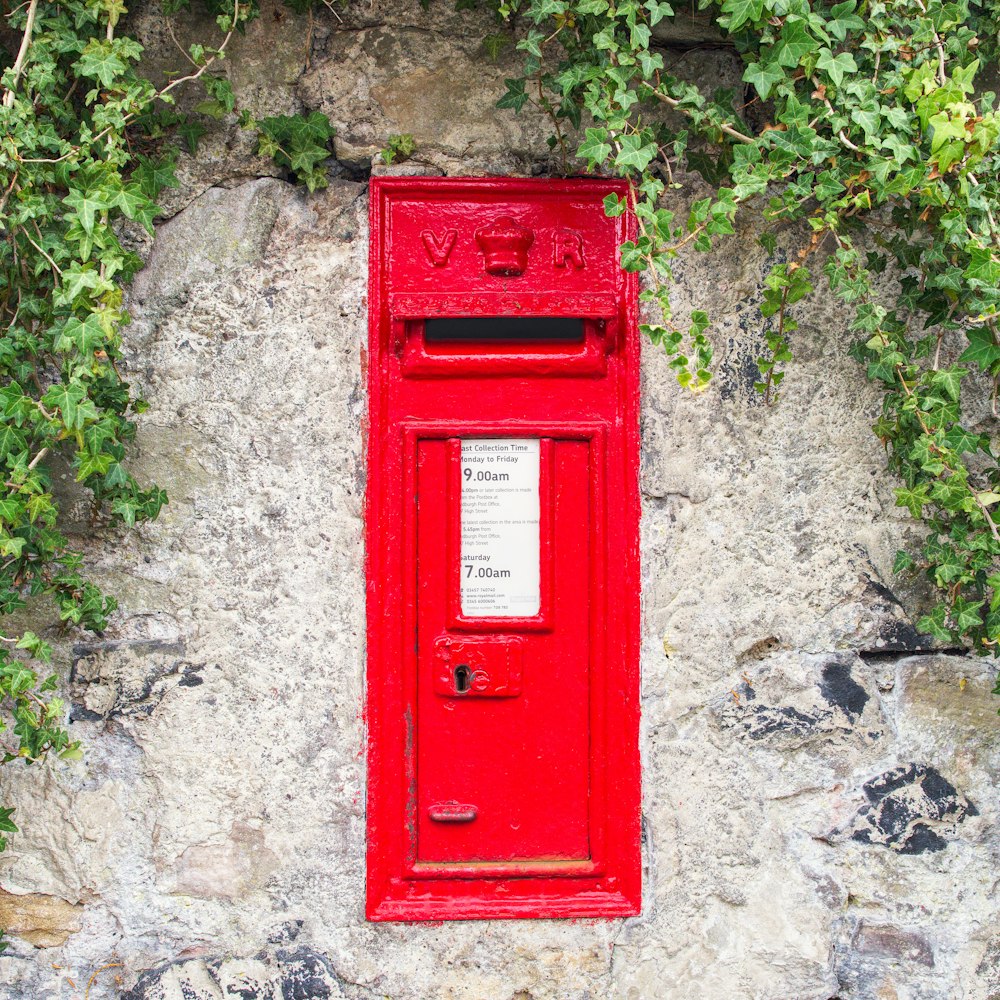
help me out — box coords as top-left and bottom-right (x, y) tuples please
(366, 177), (640, 921)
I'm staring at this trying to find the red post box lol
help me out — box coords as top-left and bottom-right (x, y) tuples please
(366, 178), (640, 920)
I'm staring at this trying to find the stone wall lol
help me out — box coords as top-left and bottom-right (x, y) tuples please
(0, 3), (997, 998)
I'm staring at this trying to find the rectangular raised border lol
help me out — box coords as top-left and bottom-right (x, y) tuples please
(448, 435), (554, 631)
(403, 422), (605, 881)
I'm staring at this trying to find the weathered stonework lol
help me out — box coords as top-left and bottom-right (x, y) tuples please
(0, 3), (997, 999)
(0, 890), (83, 950)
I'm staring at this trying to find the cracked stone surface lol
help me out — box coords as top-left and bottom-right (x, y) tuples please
(0, 3), (997, 999)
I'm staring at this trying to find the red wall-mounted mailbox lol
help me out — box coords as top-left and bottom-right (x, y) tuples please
(366, 177), (640, 920)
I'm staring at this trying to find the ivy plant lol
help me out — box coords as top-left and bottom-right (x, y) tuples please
(0, 0), (345, 932)
(492, 0), (1000, 694)
(380, 132), (416, 166)
(0, 0), (262, 920)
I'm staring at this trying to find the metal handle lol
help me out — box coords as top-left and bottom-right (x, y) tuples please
(427, 802), (478, 823)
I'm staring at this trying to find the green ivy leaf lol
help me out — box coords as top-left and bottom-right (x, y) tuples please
(743, 61), (784, 100)
(0, 808), (16, 835)
(604, 193), (627, 217)
(578, 127), (612, 167)
(958, 327), (1000, 369)
(614, 133), (658, 172)
(773, 21), (815, 69)
(644, 1), (673, 25)
(73, 40), (128, 88)
(42, 383), (97, 431)
(816, 48), (857, 88)
(965, 249), (1000, 289)
(55, 315), (105, 356)
(719, 0), (763, 31)
(917, 607), (955, 642)
(895, 484), (930, 518)
(63, 187), (111, 237)
(893, 550), (915, 573)
(497, 78), (529, 111)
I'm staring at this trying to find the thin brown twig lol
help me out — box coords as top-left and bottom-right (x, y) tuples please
(913, 0), (947, 87)
(648, 88), (754, 145)
(535, 74), (569, 174)
(84, 962), (124, 1000)
(0, 171), (20, 217)
(2, 0), (39, 109)
(19, 227), (61, 277)
(319, 0), (343, 21)
(811, 77), (862, 152)
(166, 20), (201, 69)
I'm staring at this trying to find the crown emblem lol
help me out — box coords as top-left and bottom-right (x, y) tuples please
(475, 216), (534, 276)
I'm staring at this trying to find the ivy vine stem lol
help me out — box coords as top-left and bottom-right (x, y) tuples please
(1, 0), (38, 108)
(647, 86), (753, 145)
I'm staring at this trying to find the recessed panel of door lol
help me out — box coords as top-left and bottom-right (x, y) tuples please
(414, 436), (590, 866)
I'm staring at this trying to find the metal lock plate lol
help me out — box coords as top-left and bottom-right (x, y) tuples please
(433, 635), (523, 698)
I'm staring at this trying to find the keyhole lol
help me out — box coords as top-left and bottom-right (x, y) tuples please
(454, 663), (471, 694)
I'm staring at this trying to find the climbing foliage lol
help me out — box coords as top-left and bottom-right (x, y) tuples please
(0, 0), (343, 895)
(492, 0), (1000, 679)
(0, 0), (260, 886)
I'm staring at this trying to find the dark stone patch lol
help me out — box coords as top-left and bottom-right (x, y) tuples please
(329, 157), (372, 183)
(68, 703), (107, 724)
(226, 988), (258, 1000)
(856, 576), (942, 655)
(864, 577), (903, 608)
(844, 763), (976, 853)
(268, 918), (304, 944)
(820, 661), (869, 719)
(863, 763), (922, 801)
(121, 962), (168, 999)
(868, 618), (929, 653)
(855, 921), (935, 967)
(742, 704), (821, 740)
(68, 639), (204, 719)
(121, 946), (351, 1000)
(277, 946), (338, 1000)
(717, 694), (830, 744)
(718, 333), (767, 404)
(894, 824), (949, 854)
(716, 657), (875, 745)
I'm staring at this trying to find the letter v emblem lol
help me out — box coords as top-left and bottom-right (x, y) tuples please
(421, 229), (457, 267)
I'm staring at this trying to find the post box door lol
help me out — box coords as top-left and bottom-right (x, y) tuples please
(415, 436), (591, 865)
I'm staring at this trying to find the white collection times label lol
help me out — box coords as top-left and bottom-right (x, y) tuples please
(460, 438), (540, 617)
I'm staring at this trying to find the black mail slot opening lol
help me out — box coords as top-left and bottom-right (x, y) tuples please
(424, 317), (584, 344)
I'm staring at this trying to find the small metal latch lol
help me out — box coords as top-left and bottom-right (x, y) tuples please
(433, 635), (523, 698)
(427, 802), (478, 823)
